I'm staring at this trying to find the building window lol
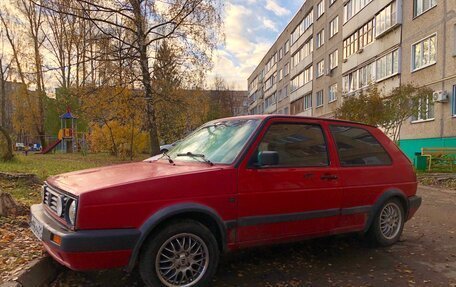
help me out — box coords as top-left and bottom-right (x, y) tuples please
(329, 0), (336, 6)
(344, 0), (374, 23)
(329, 49), (338, 69)
(291, 97), (304, 114)
(291, 11), (314, 45)
(316, 0), (325, 19)
(343, 18), (374, 59)
(316, 90), (324, 107)
(414, 0), (436, 17)
(376, 49), (399, 81)
(284, 62), (290, 76)
(329, 16), (339, 38)
(265, 53), (277, 73)
(316, 60), (325, 78)
(359, 20), (374, 48)
(412, 34), (437, 71)
(304, 93), (312, 110)
(375, 1), (397, 37)
(413, 95), (434, 121)
(278, 69), (283, 81)
(291, 66), (313, 92)
(284, 107), (289, 115)
(452, 85), (456, 116)
(292, 39), (313, 67)
(316, 29), (325, 48)
(279, 48), (284, 60)
(264, 72), (277, 91)
(359, 62), (375, 87)
(329, 84), (337, 102)
(284, 40), (290, 54)
(264, 93), (277, 110)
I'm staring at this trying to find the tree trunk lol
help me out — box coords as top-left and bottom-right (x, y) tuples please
(0, 58), (6, 129)
(131, 0), (160, 156)
(0, 192), (27, 217)
(0, 126), (13, 161)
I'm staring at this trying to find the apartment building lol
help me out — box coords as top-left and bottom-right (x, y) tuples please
(247, 0), (456, 160)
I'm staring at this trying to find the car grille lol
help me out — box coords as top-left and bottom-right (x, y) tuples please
(43, 185), (68, 217)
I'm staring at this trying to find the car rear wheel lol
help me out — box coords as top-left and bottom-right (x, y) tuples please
(139, 220), (219, 287)
(368, 198), (405, 246)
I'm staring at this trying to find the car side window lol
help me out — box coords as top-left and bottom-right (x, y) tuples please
(329, 125), (392, 167)
(253, 123), (329, 167)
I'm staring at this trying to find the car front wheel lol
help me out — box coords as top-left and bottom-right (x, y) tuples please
(368, 198), (405, 246)
(139, 220), (219, 287)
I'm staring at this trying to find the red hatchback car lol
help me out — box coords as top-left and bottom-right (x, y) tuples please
(30, 115), (421, 287)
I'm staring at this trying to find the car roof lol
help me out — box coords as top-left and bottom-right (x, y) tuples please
(216, 115), (377, 128)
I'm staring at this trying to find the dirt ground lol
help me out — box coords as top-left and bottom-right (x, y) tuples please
(50, 185), (456, 287)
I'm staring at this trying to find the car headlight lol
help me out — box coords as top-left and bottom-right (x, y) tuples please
(67, 200), (77, 226)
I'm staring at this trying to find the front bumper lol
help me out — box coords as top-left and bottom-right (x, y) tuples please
(30, 204), (140, 271)
(407, 195), (422, 220)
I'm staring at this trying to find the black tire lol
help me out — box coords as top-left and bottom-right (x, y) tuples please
(139, 220), (219, 287)
(367, 198), (405, 246)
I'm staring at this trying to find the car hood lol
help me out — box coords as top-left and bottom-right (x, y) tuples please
(47, 160), (223, 196)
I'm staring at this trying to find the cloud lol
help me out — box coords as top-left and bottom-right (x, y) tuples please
(207, 1), (301, 89)
(265, 0), (291, 17)
(262, 17), (278, 32)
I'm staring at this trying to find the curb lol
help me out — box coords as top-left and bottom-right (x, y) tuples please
(0, 257), (61, 287)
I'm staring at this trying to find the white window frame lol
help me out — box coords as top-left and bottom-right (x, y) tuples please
(316, 60), (325, 78)
(329, 16), (339, 38)
(452, 85), (456, 117)
(329, 84), (337, 103)
(411, 33), (437, 72)
(316, 0), (325, 19)
(316, 29), (325, 48)
(304, 94), (312, 110)
(329, 49), (338, 70)
(414, 0), (437, 18)
(376, 49), (400, 82)
(412, 95), (435, 123)
(375, 1), (398, 38)
(316, 90), (324, 107)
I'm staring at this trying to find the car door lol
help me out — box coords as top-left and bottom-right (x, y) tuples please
(236, 118), (342, 245)
(328, 124), (396, 232)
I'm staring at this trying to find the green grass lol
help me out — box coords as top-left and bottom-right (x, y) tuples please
(0, 153), (149, 205)
(0, 152), (149, 180)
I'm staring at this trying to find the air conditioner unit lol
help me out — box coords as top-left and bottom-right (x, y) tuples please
(357, 48), (364, 54)
(432, 91), (449, 103)
(342, 58), (348, 63)
(326, 68), (333, 76)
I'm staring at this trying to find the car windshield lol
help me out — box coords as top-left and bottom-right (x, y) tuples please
(166, 118), (261, 164)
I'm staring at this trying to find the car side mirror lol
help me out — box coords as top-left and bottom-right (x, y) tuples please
(258, 151), (279, 167)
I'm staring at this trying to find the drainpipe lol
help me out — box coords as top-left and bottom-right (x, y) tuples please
(440, 0), (448, 139)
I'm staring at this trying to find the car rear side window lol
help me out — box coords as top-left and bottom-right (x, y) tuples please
(256, 123), (329, 167)
(329, 125), (392, 166)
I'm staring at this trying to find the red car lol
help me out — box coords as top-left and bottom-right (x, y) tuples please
(30, 115), (421, 287)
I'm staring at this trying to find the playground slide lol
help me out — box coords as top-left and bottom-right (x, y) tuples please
(41, 139), (62, 154)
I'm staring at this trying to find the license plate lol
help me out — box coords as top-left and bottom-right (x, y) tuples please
(30, 215), (44, 240)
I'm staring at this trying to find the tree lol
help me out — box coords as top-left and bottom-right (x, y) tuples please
(336, 84), (433, 142)
(0, 1), (48, 148)
(152, 41), (185, 143)
(34, 0), (223, 156)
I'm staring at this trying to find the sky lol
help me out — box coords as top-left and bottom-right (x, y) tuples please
(208, 0), (304, 90)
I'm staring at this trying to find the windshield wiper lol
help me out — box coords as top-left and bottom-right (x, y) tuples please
(176, 152), (214, 166)
(158, 151), (175, 165)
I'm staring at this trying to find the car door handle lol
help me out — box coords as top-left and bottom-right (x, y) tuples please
(321, 174), (338, 180)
